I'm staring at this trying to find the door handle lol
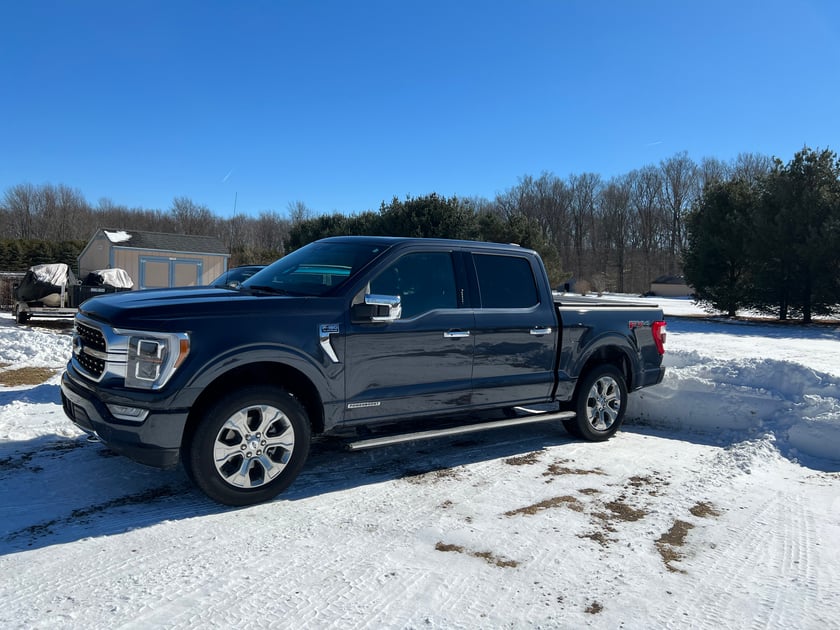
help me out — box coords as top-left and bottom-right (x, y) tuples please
(529, 327), (553, 336)
(444, 330), (471, 338)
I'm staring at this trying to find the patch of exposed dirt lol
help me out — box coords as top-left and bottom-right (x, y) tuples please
(656, 519), (695, 573)
(435, 541), (520, 568)
(0, 367), (57, 386)
(504, 451), (544, 466)
(585, 601), (603, 614)
(651, 501), (722, 572)
(0, 440), (86, 475)
(543, 458), (606, 478)
(578, 530), (613, 547)
(504, 495), (583, 517)
(573, 475), (669, 549)
(602, 499), (648, 522)
(6, 485), (180, 546)
(624, 472), (671, 496)
(401, 467), (463, 485)
(690, 501), (721, 518)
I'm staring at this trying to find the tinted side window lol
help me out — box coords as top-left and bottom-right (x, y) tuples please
(473, 254), (539, 309)
(370, 252), (457, 318)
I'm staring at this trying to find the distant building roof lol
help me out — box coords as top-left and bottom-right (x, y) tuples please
(652, 275), (688, 285)
(98, 229), (228, 255)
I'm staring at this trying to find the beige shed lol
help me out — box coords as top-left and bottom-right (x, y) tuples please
(78, 229), (230, 289)
(649, 275), (694, 297)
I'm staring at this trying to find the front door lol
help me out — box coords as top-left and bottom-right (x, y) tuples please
(343, 250), (474, 424)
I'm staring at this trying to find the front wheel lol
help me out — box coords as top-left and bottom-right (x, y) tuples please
(185, 386), (311, 506)
(563, 365), (627, 442)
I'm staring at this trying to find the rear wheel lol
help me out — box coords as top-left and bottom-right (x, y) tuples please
(185, 386), (311, 506)
(563, 365), (627, 441)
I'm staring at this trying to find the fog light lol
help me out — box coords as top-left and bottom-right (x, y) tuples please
(107, 404), (149, 423)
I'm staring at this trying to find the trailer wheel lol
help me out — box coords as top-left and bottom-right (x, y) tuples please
(15, 307), (30, 325)
(184, 386), (311, 506)
(565, 365), (627, 441)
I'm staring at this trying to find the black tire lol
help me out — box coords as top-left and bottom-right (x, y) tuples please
(561, 418), (583, 439)
(185, 386), (311, 506)
(15, 308), (30, 325)
(566, 365), (628, 442)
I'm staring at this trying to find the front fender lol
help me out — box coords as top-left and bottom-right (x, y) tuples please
(172, 342), (345, 429)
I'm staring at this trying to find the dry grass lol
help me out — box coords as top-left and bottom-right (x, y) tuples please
(0, 367), (57, 386)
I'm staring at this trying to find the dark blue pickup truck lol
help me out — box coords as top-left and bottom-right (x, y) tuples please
(61, 236), (666, 505)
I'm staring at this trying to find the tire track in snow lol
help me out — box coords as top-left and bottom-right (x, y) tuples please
(654, 475), (822, 629)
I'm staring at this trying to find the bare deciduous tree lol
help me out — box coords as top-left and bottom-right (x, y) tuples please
(170, 197), (215, 235)
(660, 152), (699, 273)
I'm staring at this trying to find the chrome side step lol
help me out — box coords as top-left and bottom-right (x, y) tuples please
(345, 409), (576, 451)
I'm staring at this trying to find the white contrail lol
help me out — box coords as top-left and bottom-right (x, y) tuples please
(222, 169), (234, 183)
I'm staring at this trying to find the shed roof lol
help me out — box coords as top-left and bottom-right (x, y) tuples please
(100, 229), (228, 255)
(651, 275), (689, 285)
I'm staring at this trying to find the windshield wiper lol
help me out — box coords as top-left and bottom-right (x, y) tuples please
(247, 285), (307, 296)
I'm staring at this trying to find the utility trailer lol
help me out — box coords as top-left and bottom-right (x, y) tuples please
(13, 264), (133, 325)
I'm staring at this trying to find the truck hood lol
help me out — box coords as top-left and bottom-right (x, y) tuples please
(78, 286), (321, 330)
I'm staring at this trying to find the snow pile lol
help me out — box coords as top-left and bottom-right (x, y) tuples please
(629, 351), (840, 465)
(0, 319), (72, 369)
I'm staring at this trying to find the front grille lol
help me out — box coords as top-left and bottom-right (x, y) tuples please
(78, 349), (105, 378)
(74, 320), (107, 378)
(76, 321), (106, 353)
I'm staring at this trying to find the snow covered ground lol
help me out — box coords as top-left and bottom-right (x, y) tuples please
(0, 298), (838, 629)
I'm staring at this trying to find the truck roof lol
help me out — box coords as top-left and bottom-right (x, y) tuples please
(318, 235), (532, 253)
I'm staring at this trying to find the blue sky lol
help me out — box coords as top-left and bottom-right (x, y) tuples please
(2, 1), (839, 219)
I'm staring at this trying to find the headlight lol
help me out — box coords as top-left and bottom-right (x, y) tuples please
(122, 332), (190, 390)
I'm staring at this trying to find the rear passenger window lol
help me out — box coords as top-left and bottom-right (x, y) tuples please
(473, 254), (539, 309)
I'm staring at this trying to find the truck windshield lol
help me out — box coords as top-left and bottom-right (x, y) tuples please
(242, 241), (390, 296)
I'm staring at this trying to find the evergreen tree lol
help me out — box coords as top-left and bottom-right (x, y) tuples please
(752, 148), (840, 322)
(377, 193), (480, 240)
(684, 180), (757, 316)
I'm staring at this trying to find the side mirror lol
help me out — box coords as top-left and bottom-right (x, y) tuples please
(352, 294), (402, 322)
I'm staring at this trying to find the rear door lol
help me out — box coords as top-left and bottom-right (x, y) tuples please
(343, 249), (475, 423)
(468, 250), (557, 407)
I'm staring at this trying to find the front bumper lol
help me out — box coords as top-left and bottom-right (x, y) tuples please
(60, 369), (189, 469)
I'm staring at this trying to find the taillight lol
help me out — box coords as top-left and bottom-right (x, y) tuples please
(652, 321), (667, 355)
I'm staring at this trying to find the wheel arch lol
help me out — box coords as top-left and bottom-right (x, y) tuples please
(575, 343), (635, 396)
(182, 361), (326, 450)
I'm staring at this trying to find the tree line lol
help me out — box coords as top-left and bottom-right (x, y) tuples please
(684, 147), (840, 323)
(2, 148), (837, 320)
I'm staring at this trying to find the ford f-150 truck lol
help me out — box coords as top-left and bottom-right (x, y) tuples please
(61, 236), (666, 506)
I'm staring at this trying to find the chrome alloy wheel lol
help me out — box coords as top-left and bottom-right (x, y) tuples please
(213, 404), (296, 489)
(584, 375), (622, 431)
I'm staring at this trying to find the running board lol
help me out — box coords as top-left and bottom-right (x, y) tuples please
(345, 409), (576, 451)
